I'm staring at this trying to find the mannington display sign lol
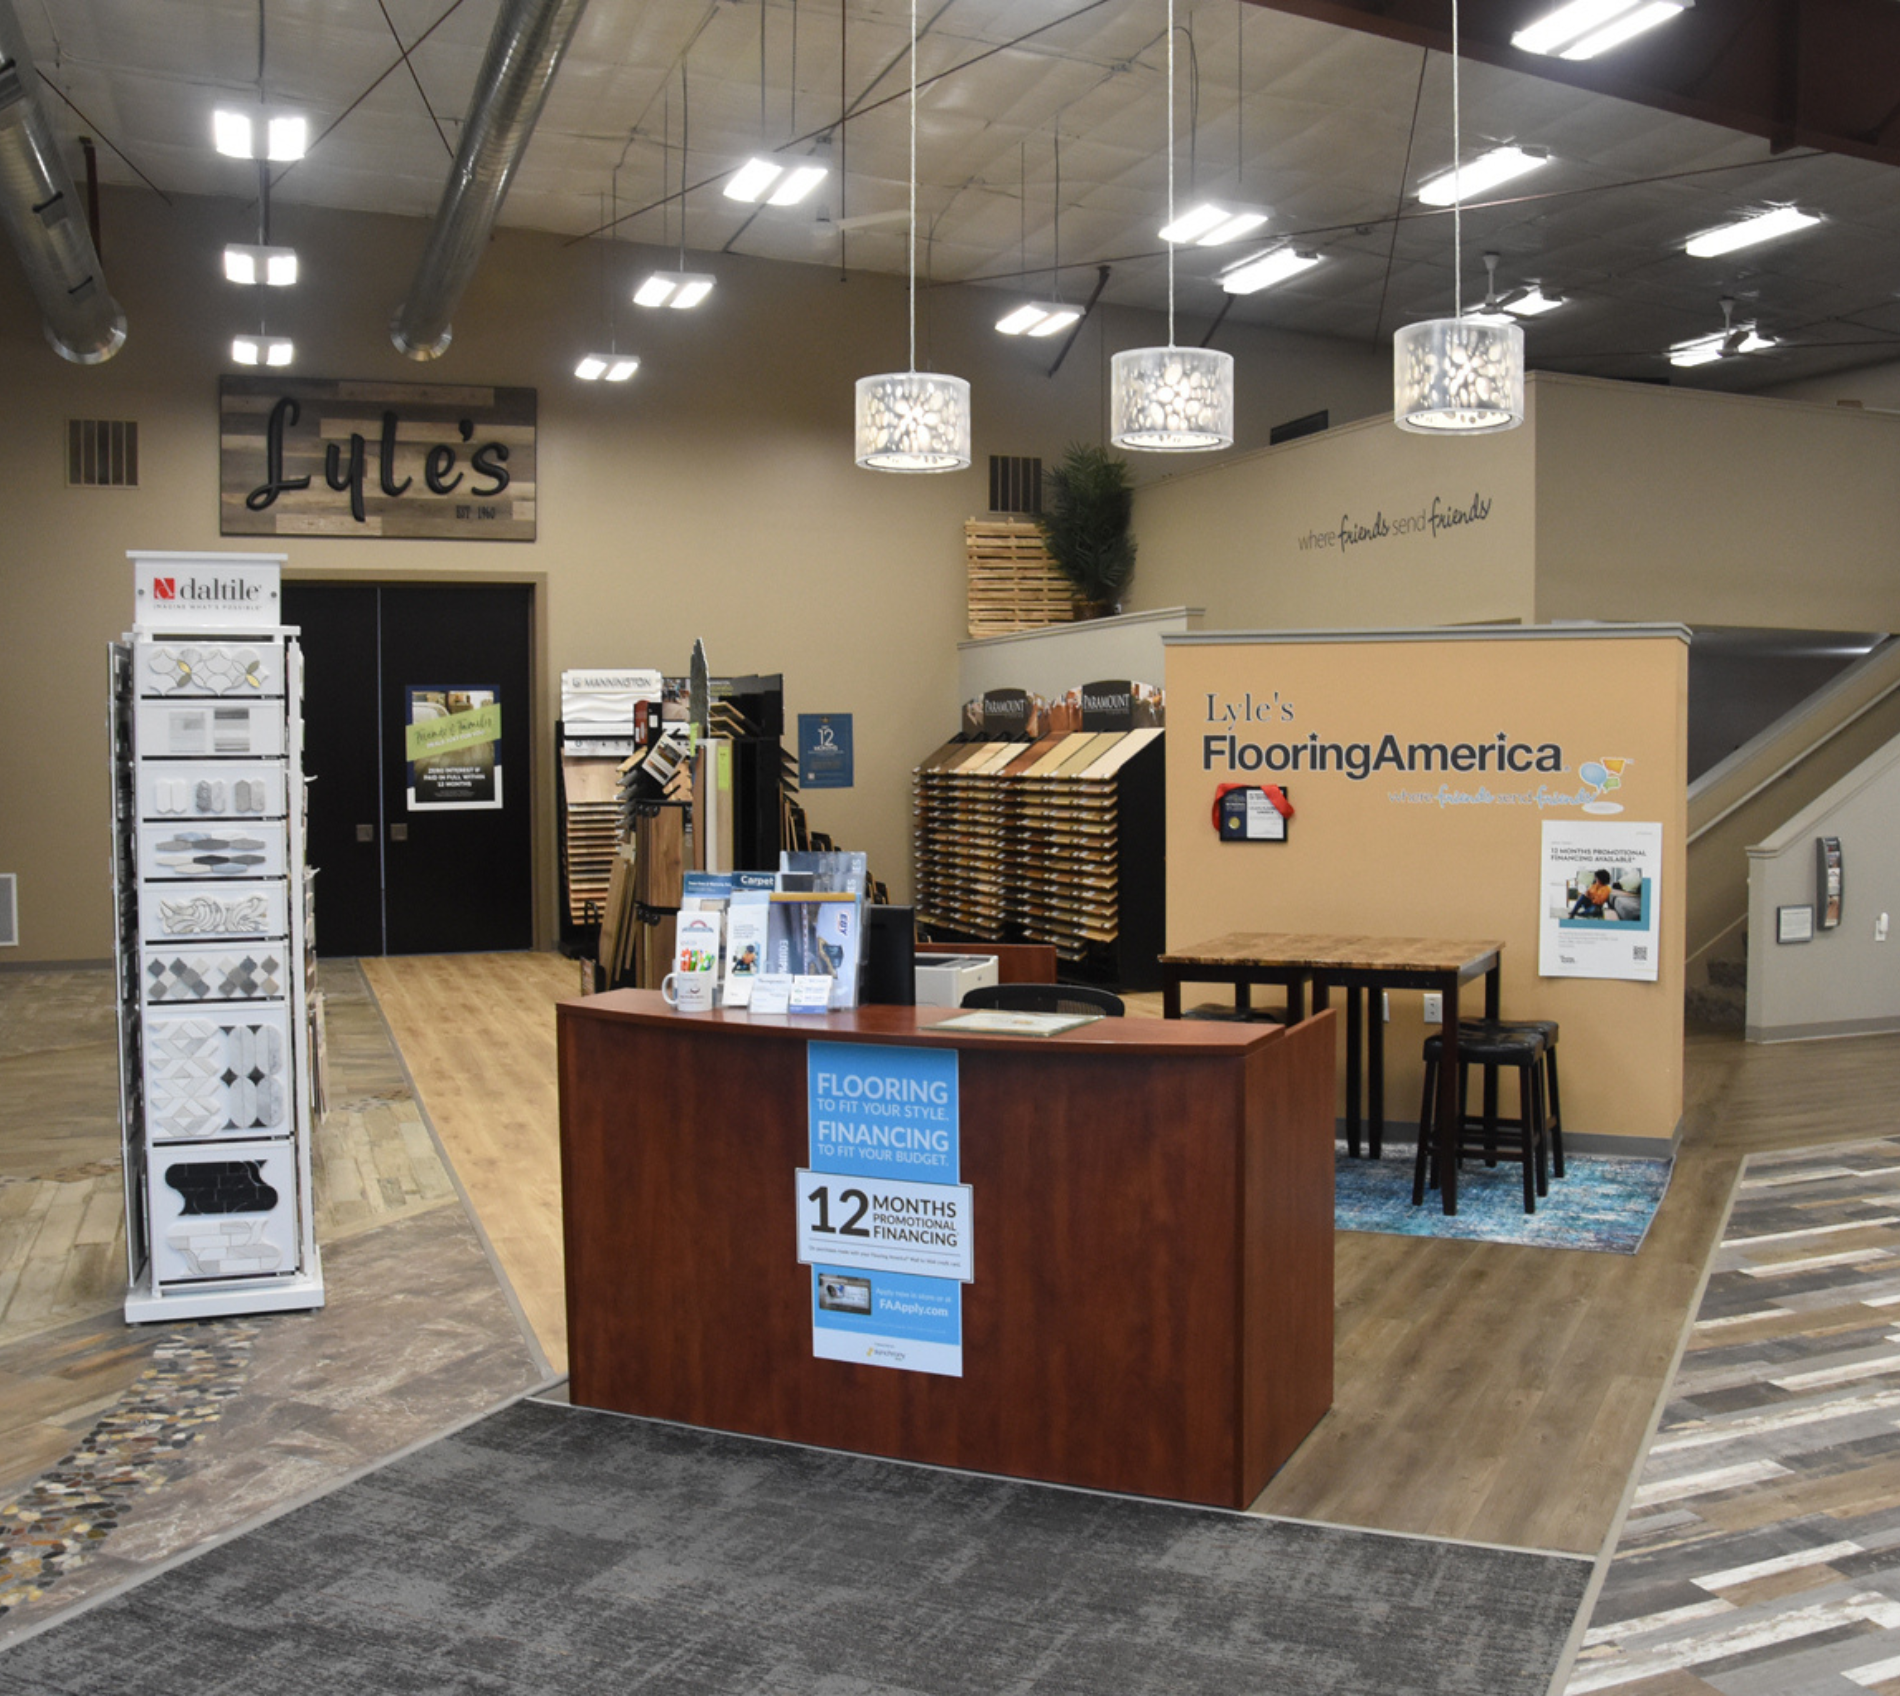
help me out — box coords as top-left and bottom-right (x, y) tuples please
(219, 377), (536, 541)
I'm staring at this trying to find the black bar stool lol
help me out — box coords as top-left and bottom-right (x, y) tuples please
(1460, 1016), (1564, 1179)
(1413, 1025), (1550, 1213)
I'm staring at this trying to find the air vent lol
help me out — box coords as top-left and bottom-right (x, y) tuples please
(68, 418), (139, 487)
(988, 455), (1042, 516)
(0, 874), (16, 947)
(1269, 410), (1328, 446)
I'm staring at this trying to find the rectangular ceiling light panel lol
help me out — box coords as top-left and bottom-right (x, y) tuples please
(1685, 207), (1821, 258)
(1416, 147), (1548, 206)
(1512, 0), (1687, 59)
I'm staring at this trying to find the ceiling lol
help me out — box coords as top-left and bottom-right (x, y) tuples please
(13, 0), (1900, 390)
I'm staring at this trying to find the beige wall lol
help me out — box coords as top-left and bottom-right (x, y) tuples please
(1746, 735), (1900, 1042)
(1164, 629), (1689, 1149)
(1532, 375), (1900, 629)
(0, 185), (1390, 962)
(1129, 391), (1540, 630)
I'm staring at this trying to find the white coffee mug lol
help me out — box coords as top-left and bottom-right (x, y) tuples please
(661, 970), (715, 1012)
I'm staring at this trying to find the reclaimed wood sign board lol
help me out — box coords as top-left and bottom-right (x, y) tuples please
(220, 377), (536, 541)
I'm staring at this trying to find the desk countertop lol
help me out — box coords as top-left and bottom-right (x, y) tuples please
(561, 990), (1292, 1055)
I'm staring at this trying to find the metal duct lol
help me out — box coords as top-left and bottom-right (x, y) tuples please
(391, 0), (589, 360)
(0, 0), (125, 364)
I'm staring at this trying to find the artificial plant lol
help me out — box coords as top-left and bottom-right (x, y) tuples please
(1038, 442), (1136, 614)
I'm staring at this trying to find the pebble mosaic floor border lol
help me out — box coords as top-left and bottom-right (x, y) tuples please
(1567, 1137), (1900, 1694)
(0, 1322), (256, 1617)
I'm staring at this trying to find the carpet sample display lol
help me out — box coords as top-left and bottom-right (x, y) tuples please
(0, 1398), (1590, 1696)
(1334, 1146), (1671, 1254)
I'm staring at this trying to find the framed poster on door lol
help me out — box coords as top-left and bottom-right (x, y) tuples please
(405, 686), (503, 810)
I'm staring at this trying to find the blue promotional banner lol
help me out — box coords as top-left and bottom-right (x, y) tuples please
(797, 713), (854, 789)
(801, 1042), (965, 1376)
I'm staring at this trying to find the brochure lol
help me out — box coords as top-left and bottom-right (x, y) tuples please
(765, 892), (863, 1009)
(722, 893), (770, 1008)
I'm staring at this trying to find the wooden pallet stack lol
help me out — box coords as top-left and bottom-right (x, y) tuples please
(964, 518), (1077, 638)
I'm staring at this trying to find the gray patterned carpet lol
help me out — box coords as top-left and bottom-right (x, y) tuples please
(0, 1398), (1591, 1695)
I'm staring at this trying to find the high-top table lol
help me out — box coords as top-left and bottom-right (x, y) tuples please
(558, 993), (1337, 1509)
(1158, 933), (1504, 1214)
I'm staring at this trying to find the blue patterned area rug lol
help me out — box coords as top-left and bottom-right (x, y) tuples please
(1336, 1145), (1672, 1253)
(0, 1397), (1591, 1696)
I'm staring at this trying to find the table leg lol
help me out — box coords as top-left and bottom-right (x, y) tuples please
(1437, 977), (1461, 1214)
(1236, 979), (1253, 1019)
(1485, 964), (1501, 1021)
(1480, 963), (1501, 1157)
(1288, 977), (1307, 1023)
(1162, 972), (1181, 1019)
(1345, 986), (1363, 1159)
(1369, 995), (1385, 1159)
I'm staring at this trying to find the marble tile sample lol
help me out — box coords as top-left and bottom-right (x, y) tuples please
(150, 1141), (299, 1282)
(144, 1010), (290, 1139)
(140, 762), (284, 821)
(143, 947), (286, 1004)
(139, 826), (285, 881)
(139, 879), (287, 940)
(137, 641), (282, 699)
(135, 701), (284, 760)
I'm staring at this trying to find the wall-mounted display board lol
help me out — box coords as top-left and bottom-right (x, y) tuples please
(112, 551), (324, 1321)
(1163, 625), (1689, 1154)
(912, 727), (1165, 988)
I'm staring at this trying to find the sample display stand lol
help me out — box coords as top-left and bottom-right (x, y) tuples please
(913, 728), (1165, 989)
(112, 590), (324, 1322)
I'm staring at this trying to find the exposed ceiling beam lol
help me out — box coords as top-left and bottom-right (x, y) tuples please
(1243, 0), (1900, 171)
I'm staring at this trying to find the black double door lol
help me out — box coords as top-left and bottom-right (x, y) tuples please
(284, 582), (534, 957)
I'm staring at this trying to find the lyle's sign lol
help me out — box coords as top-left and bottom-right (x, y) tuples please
(219, 377), (536, 541)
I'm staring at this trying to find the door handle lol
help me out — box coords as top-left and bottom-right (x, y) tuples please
(356, 823), (375, 843)
(389, 823), (409, 842)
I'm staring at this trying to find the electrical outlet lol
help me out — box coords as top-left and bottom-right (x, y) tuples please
(1422, 991), (1443, 1023)
(1878, 912), (1890, 943)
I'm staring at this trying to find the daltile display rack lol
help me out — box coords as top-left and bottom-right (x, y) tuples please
(111, 550), (325, 1322)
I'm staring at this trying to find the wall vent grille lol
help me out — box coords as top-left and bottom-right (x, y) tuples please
(988, 455), (1042, 515)
(0, 874), (17, 947)
(68, 419), (139, 487)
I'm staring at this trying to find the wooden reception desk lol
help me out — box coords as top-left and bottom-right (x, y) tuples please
(557, 993), (1335, 1509)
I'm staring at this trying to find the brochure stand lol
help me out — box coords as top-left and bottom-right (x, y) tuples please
(112, 551), (324, 1322)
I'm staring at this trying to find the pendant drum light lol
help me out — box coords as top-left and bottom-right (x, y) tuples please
(1110, 0), (1233, 453)
(854, 0), (970, 472)
(1393, 0), (1524, 433)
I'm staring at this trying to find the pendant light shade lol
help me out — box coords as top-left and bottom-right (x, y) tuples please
(1392, 0), (1526, 436)
(855, 372), (971, 471)
(853, 0), (971, 475)
(1110, 347), (1235, 451)
(1393, 316), (1525, 433)
(1108, 0), (1234, 454)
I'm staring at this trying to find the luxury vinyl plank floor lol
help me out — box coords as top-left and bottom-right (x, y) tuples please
(361, 951), (575, 1373)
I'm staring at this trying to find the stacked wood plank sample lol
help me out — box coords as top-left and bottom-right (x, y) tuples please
(912, 728), (1165, 985)
(964, 518), (1077, 637)
(559, 756), (623, 925)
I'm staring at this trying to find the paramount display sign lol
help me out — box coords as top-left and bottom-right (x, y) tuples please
(219, 377), (536, 541)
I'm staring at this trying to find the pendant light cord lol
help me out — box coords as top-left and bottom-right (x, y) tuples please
(907, 0), (917, 373)
(1451, 0), (1462, 321)
(1165, 0), (1175, 350)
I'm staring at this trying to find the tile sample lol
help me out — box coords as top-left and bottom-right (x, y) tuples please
(139, 880), (288, 940)
(136, 701), (285, 760)
(150, 1140), (299, 1282)
(140, 762), (284, 820)
(138, 642), (282, 698)
(140, 827), (285, 881)
(143, 1009), (290, 1139)
(142, 947), (286, 1004)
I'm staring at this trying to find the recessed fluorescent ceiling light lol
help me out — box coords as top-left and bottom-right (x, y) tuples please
(1685, 206), (1821, 258)
(1416, 147), (1548, 207)
(1504, 286), (1564, 316)
(231, 334), (294, 367)
(723, 157), (828, 206)
(1157, 203), (1270, 246)
(633, 271), (716, 309)
(223, 244), (298, 286)
(1219, 247), (1321, 295)
(213, 108), (307, 162)
(995, 302), (1082, 337)
(1668, 324), (1773, 367)
(575, 354), (640, 381)
(1512, 0), (1688, 60)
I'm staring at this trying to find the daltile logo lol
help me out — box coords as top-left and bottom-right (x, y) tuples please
(153, 578), (176, 600)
